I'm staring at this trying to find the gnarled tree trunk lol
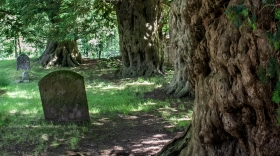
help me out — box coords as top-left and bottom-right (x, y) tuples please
(165, 0), (194, 98)
(115, 0), (164, 77)
(39, 40), (82, 67)
(159, 0), (280, 155)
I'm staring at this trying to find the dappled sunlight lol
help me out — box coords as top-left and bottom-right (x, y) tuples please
(125, 81), (155, 86)
(89, 107), (100, 114)
(170, 116), (191, 122)
(118, 114), (138, 120)
(136, 135), (172, 148)
(91, 122), (104, 126)
(41, 134), (49, 141)
(158, 106), (179, 117)
(100, 133), (178, 155)
(100, 85), (125, 90)
(91, 118), (111, 126)
(86, 82), (125, 92)
(21, 108), (41, 115)
(86, 80), (155, 92)
(146, 23), (153, 31)
(6, 90), (36, 99)
(9, 109), (18, 114)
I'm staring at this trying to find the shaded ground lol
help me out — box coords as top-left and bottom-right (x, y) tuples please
(0, 90), (6, 96)
(58, 114), (184, 156)
(1, 58), (194, 156)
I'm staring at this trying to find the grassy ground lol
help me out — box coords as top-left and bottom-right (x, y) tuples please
(0, 58), (193, 155)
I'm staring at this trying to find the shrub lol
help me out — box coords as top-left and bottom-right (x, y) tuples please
(0, 76), (10, 87)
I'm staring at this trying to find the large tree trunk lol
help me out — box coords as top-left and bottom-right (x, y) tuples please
(159, 0), (280, 155)
(115, 0), (164, 77)
(165, 0), (194, 98)
(39, 40), (82, 67)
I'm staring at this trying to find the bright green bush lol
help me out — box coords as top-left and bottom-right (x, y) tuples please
(0, 76), (10, 87)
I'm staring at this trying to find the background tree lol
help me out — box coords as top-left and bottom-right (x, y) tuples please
(164, 0), (193, 98)
(114, 0), (165, 77)
(159, 0), (280, 155)
(36, 0), (83, 67)
(0, 1), (24, 58)
(1, 0), (118, 66)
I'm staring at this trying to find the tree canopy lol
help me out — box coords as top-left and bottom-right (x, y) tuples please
(1, 0), (116, 40)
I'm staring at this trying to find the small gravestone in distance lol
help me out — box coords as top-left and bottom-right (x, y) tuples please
(38, 70), (90, 123)
(17, 54), (30, 71)
(16, 54), (30, 83)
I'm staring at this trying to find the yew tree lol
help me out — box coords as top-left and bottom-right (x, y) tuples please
(165, 0), (193, 97)
(37, 0), (83, 67)
(1, 0), (117, 67)
(114, 0), (165, 77)
(159, 0), (280, 155)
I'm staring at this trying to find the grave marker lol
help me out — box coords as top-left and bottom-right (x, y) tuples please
(17, 54), (30, 71)
(38, 70), (90, 123)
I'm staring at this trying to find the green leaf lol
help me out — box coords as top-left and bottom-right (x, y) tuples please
(247, 18), (256, 30)
(274, 42), (280, 51)
(257, 66), (269, 84)
(241, 9), (248, 17)
(267, 57), (278, 78)
(272, 81), (280, 104)
(275, 9), (280, 20)
(272, 90), (280, 103)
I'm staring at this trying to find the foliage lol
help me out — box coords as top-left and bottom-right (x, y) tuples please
(225, 4), (256, 29)
(0, 0), (121, 59)
(0, 0), (119, 58)
(263, 5), (280, 104)
(226, 4), (280, 106)
(267, 17), (280, 50)
(225, 5), (248, 27)
(233, 2), (280, 123)
(160, 2), (171, 35)
(272, 82), (280, 103)
(0, 76), (10, 87)
(0, 38), (13, 59)
(257, 57), (280, 102)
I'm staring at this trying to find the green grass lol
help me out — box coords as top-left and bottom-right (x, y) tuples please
(0, 58), (193, 155)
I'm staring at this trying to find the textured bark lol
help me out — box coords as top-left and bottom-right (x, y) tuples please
(159, 0), (280, 155)
(115, 0), (164, 77)
(39, 41), (82, 67)
(165, 0), (194, 98)
(157, 124), (192, 156)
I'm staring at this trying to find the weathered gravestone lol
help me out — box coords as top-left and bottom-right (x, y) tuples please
(38, 70), (90, 123)
(17, 54), (30, 71)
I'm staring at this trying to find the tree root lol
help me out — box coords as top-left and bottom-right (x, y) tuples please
(157, 124), (192, 156)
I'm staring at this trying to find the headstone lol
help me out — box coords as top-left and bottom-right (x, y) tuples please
(38, 70), (90, 123)
(17, 54), (30, 71)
